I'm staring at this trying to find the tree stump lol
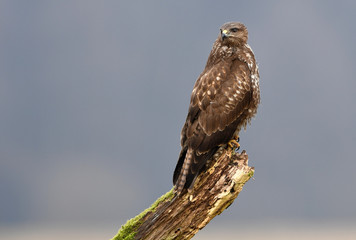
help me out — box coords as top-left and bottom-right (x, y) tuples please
(112, 148), (254, 240)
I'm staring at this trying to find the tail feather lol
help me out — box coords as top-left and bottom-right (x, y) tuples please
(175, 148), (193, 195)
(173, 147), (187, 185)
(173, 147), (219, 195)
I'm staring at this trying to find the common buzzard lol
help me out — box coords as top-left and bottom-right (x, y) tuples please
(173, 22), (260, 195)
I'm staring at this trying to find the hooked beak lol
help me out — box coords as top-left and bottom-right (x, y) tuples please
(221, 29), (229, 41)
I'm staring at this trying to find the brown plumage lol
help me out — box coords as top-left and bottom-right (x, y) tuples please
(173, 22), (260, 195)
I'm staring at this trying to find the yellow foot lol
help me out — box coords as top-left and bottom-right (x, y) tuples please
(228, 134), (240, 150)
(228, 139), (240, 149)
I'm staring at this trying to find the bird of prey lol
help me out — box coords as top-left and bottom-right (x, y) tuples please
(173, 22), (260, 195)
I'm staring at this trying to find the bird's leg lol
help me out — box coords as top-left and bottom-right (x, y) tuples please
(228, 135), (240, 151)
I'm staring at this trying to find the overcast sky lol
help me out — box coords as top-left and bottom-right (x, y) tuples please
(1, 0), (356, 232)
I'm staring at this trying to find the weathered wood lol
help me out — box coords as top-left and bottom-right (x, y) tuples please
(112, 148), (254, 240)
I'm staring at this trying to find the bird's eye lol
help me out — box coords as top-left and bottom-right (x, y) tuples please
(230, 28), (239, 32)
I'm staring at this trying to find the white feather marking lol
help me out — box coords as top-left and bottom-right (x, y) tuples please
(245, 43), (254, 53)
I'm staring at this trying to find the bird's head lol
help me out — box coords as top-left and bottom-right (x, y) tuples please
(219, 22), (248, 46)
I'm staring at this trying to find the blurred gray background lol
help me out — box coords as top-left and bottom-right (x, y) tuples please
(1, 0), (356, 239)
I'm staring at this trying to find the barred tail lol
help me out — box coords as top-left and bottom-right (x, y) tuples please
(175, 148), (193, 195)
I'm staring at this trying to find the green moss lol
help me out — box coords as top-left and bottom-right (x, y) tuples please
(247, 169), (255, 178)
(111, 188), (175, 240)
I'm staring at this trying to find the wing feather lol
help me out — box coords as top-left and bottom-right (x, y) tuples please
(184, 59), (252, 150)
(175, 55), (254, 192)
